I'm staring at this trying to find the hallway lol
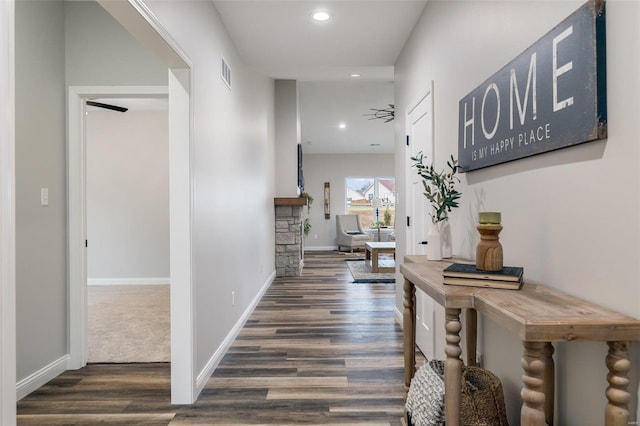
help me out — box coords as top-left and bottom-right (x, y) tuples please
(16, 252), (414, 425)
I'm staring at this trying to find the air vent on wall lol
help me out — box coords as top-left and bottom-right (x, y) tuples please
(221, 56), (231, 90)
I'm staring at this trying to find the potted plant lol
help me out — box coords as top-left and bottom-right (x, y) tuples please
(300, 192), (314, 236)
(300, 192), (314, 210)
(411, 151), (461, 259)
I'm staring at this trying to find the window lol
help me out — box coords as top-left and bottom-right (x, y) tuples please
(345, 177), (396, 229)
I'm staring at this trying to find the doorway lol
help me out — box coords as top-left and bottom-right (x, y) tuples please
(67, 78), (194, 403)
(405, 82), (436, 359)
(85, 96), (170, 363)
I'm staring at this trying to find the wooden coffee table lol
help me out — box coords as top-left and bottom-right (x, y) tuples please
(365, 242), (396, 273)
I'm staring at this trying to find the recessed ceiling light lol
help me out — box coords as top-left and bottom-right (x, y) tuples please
(339, 122), (347, 129)
(313, 11), (331, 22)
(350, 74), (361, 78)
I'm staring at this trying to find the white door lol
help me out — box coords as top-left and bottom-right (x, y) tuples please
(406, 83), (435, 359)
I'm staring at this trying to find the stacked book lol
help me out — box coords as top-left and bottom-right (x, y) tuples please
(443, 263), (524, 290)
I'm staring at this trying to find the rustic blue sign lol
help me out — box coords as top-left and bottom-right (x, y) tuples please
(458, 0), (606, 172)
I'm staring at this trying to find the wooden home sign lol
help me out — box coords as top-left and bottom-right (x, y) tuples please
(457, 0), (607, 172)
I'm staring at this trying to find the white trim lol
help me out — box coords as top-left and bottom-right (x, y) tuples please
(88, 278), (170, 286)
(167, 67), (195, 404)
(17, 355), (69, 401)
(0, 1), (16, 423)
(394, 306), (403, 328)
(195, 271), (275, 394)
(67, 85), (169, 372)
(67, 87), (86, 371)
(129, 0), (191, 68)
(304, 246), (338, 252)
(96, 0), (191, 70)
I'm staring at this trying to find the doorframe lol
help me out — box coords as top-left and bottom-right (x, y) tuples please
(72, 0), (196, 404)
(0, 0), (16, 423)
(67, 83), (195, 403)
(67, 85), (169, 369)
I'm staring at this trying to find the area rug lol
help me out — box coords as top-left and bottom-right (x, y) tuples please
(345, 259), (396, 283)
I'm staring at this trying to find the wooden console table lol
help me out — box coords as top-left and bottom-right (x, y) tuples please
(400, 256), (640, 426)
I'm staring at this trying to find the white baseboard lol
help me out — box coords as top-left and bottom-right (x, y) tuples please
(195, 270), (276, 394)
(394, 306), (403, 328)
(304, 246), (338, 252)
(17, 354), (69, 400)
(88, 277), (170, 286)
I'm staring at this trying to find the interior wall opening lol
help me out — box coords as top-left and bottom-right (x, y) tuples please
(85, 96), (170, 364)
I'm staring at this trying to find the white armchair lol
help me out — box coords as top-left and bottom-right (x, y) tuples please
(336, 214), (372, 252)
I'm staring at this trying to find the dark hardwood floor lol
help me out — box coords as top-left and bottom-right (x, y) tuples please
(17, 251), (421, 425)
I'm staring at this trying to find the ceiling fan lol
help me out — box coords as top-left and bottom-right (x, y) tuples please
(364, 104), (394, 123)
(86, 100), (128, 113)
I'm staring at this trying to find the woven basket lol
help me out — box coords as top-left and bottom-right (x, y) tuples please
(406, 360), (509, 426)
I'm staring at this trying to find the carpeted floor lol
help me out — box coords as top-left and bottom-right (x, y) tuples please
(88, 285), (170, 363)
(345, 258), (396, 283)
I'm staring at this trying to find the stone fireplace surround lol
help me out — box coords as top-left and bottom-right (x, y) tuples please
(274, 197), (307, 277)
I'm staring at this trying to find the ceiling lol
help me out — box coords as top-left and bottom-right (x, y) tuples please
(213, 1), (427, 81)
(213, 1), (428, 154)
(299, 81), (395, 154)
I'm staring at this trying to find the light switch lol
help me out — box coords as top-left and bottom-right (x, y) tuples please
(40, 188), (49, 206)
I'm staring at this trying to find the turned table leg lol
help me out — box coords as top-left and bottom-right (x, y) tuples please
(521, 341), (546, 425)
(445, 308), (462, 426)
(403, 279), (416, 389)
(466, 308), (478, 367)
(542, 342), (554, 426)
(605, 341), (631, 426)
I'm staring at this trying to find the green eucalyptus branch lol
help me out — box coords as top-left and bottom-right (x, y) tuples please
(410, 151), (462, 224)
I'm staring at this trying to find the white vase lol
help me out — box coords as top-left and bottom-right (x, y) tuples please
(426, 224), (442, 261)
(440, 219), (452, 258)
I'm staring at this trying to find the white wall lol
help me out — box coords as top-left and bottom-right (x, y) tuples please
(14, 0), (275, 403)
(65, 1), (167, 86)
(142, 0), (276, 380)
(395, 1), (640, 424)
(14, 0), (169, 385)
(86, 109), (169, 283)
(302, 153), (393, 249)
(15, 0), (67, 382)
(18, 0), (170, 381)
(275, 80), (301, 197)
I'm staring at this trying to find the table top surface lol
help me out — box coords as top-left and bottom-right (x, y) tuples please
(365, 242), (396, 249)
(401, 256), (640, 342)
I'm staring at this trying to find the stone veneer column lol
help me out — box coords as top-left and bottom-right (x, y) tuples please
(274, 200), (305, 276)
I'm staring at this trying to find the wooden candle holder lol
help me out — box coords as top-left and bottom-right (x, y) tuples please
(476, 212), (503, 271)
